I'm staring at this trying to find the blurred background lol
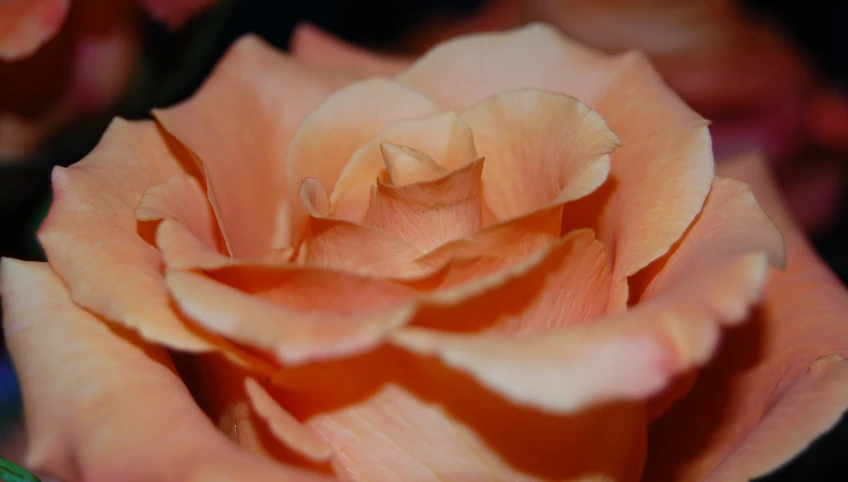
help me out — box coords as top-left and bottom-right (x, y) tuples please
(1, 0), (847, 479)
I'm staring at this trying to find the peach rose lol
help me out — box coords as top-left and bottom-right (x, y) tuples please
(2, 24), (847, 481)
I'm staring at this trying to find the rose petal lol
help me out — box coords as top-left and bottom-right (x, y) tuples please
(0, 0), (68, 61)
(585, 51), (713, 297)
(155, 35), (351, 258)
(390, 172), (783, 413)
(276, 348), (645, 481)
(37, 118), (214, 351)
(285, 78), (438, 241)
(297, 177), (424, 277)
(139, 0), (217, 30)
(401, 24), (714, 299)
(634, 175), (785, 420)
(0, 259), (330, 482)
(330, 111), (480, 221)
(136, 175), (221, 252)
(461, 89), (618, 220)
(382, 143), (451, 185)
(398, 23), (606, 111)
(244, 378), (334, 462)
(362, 157), (484, 252)
(290, 23), (410, 77)
(166, 267), (418, 365)
(644, 154), (848, 481)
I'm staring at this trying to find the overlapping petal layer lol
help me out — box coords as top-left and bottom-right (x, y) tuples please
(37, 119), (214, 351)
(0, 259), (331, 482)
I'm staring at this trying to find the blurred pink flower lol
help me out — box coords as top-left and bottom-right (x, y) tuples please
(0, 0), (217, 161)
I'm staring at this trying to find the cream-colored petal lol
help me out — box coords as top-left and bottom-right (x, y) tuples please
(330, 111), (479, 220)
(461, 89), (618, 220)
(166, 268), (417, 365)
(362, 158), (484, 252)
(0, 0), (68, 61)
(0, 259), (331, 482)
(244, 378), (333, 462)
(645, 154), (848, 481)
(286, 78), (438, 239)
(290, 23), (410, 77)
(38, 118), (214, 351)
(155, 35), (352, 258)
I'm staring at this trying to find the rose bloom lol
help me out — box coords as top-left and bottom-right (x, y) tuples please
(2, 24), (848, 482)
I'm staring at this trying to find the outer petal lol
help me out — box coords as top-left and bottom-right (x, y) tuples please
(290, 23), (410, 77)
(330, 111), (479, 222)
(362, 158), (484, 252)
(461, 89), (618, 220)
(37, 118), (215, 351)
(390, 170), (784, 414)
(0, 259), (331, 482)
(155, 35), (351, 258)
(645, 154), (848, 481)
(401, 24), (714, 296)
(271, 348), (645, 481)
(0, 0), (68, 61)
(285, 78), (438, 241)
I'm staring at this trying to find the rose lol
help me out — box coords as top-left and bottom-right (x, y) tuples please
(2, 23), (847, 481)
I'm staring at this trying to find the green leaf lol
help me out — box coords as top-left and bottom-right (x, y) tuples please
(0, 458), (40, 482)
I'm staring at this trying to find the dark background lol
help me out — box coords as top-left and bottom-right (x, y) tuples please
(1, 1), (847, 480)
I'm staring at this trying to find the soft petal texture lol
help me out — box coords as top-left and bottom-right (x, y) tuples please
(298, 179), (424, 277)
(278, 348), (645, 481)
(290, 23), (409, 77)
(331, 111), (479, 211)
(401, 24), (714, 301)
(362, 158), (484, 252)
(286, 78), (438, 239)
(0, 0), (68, 60)
(381, 143), (450, 185)
(166, 267), (418, 365)
(0, 259), (331, 482)
(645, 154), (848, 481)
(156, 35), (351, 258)
(391, 170), (784, 414)
(139, 0), (217, 30)
(136, 175), (220, 251)
(37, 118), (214, 351)
(461, 89), (618, 220)
(244, 378), (333, 462)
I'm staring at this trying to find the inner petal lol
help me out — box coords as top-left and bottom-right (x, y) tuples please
(382, 143), (450, 186)
(461, 89), (619, 221)
(330, 111), (480, 222)
(362, 153), (484, 252)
